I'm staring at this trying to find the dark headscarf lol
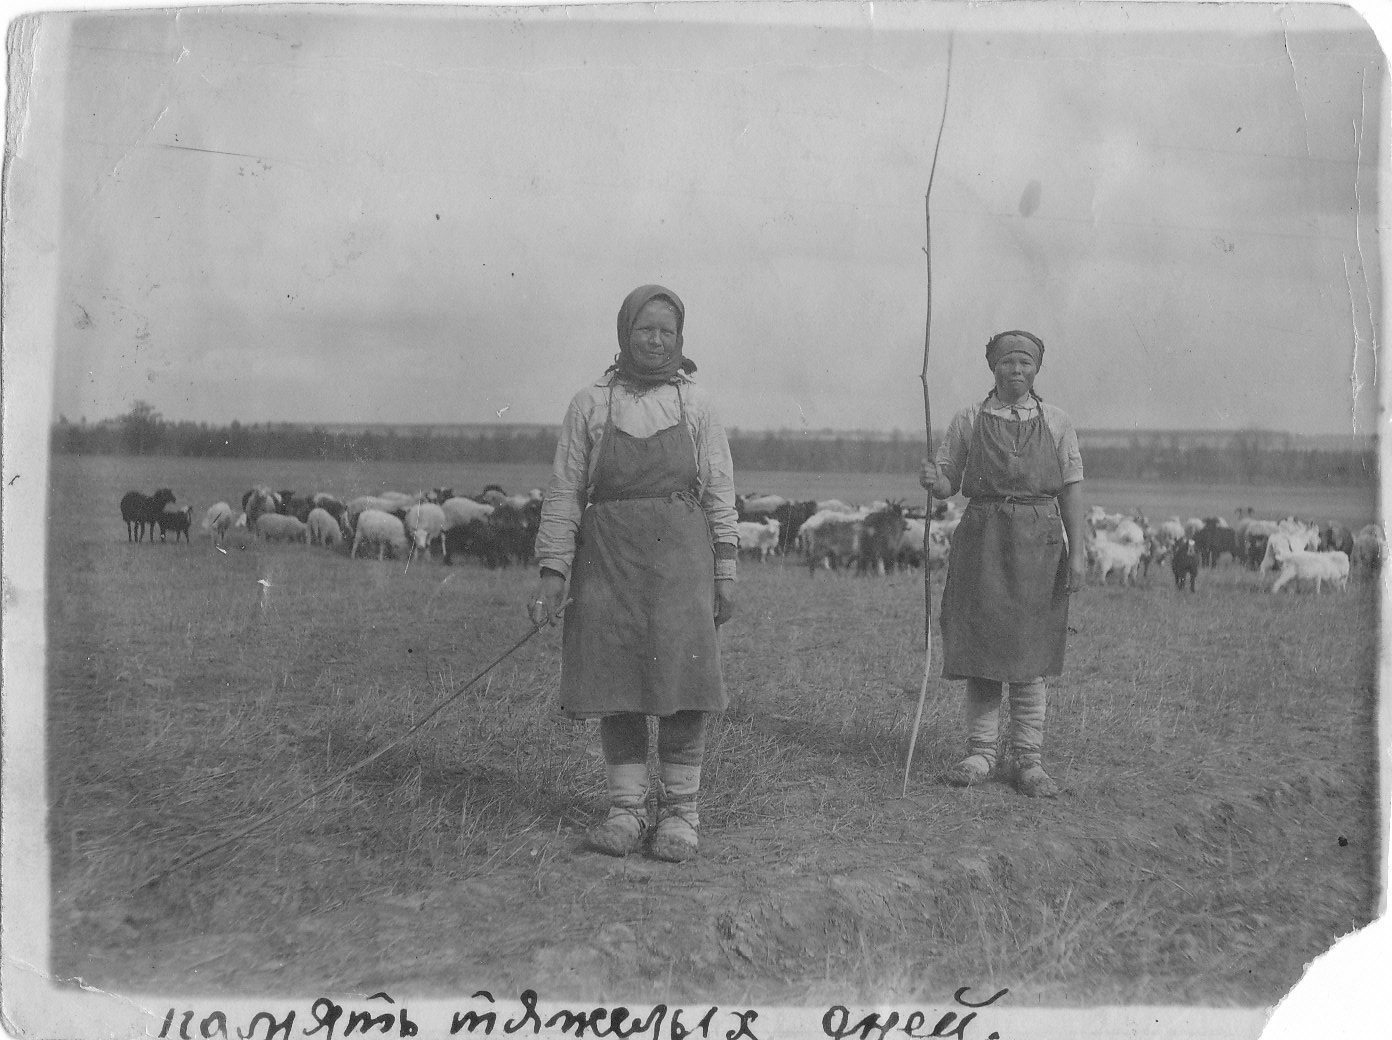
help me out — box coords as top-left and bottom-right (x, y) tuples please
(611, 284), (696, 387)
(985, 330), (1045, 370)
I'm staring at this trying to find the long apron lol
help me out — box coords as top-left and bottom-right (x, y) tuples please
(559, 384), (726, 718)
(940, 399), (1070, 682)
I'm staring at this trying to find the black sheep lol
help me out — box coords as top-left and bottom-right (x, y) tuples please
(156, 504), (194, 543)
(119, 488), (176, 543)
(1171, 537), (1199, 592)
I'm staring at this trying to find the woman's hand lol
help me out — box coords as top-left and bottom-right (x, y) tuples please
(528, 569), (567, 626)
(919, 459), (951, 499)
(714, 579), (736, 627)
(1064, 551), (1088, 594)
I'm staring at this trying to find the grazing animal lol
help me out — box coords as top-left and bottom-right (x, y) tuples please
(256, 513), (309, 544)
(767, 499), (818, 554)
(311, 493), (348, 522)
(241, 487), (279, 532)
(803, 515), (863, 572)
(1270, 549), (1350, 594)
(1170, 536), (1199, 592)
(351, 509), (408, 560)
(487, 502), (533, 566)
(379, 491), (422, 513)
(306, 507), (344, 547)
(1108, 518), (1145, 545)
(443, 518), (512, 568)
(201, 502), (235, 545)
(280, 493), (316, 522)
(737, 494), (788, 520)
(156, 504), (194, 543)
(1259, 532), (1309, 573)
(346, 495), (406, 527)
(119, 488), (176, 543)
(441, 496), (495, 528)
(1351, 524), (1384, 573)
(405, 503), (448, 557)
(857, 505), (908, 575)
(737, 519), (781, 561)
(1092, 538), (1147, 586)
(1194, 519), (1237, 567)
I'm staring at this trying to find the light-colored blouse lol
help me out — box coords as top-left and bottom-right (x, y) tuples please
(934, 392), (1084, 497)
(533, 373), (739, 579)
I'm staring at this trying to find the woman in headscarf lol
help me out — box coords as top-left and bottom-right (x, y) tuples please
(530, 284), (738, 862)
(919, 330), (1088, 798)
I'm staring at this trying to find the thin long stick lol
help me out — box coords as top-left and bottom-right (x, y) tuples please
(136, 604), (570, 890)
(903, 34), (954, 798)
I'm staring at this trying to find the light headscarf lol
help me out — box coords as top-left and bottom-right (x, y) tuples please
(612, 284), (695, 387)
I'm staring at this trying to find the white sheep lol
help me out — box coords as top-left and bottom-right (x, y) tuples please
(405, 502), (448, 557)
(379, 491), (422, 512)
(441, 496), (494, 528)
(1092, 539), (1146, 586)
(1106, 519), (1145, 545)
(737, 518), (781, 561)
(306, 507), (344, 547)
(346, 495), (404, 526)
(256, 513), (309, 544)
(202, 502), (235, 545)
(1259, 531), (1307, 573)
(1270, 549), (1350, 594)
(352, 509), (408, 560)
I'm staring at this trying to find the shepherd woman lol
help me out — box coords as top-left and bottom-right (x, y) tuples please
(919, 330), (1088, 797)
(530, 284), (738, 862)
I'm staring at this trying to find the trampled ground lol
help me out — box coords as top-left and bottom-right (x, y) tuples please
(40, 456), (1382, 1012)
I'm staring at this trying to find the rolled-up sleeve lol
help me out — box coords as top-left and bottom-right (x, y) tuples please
(933, 407), (975, 496)
(1044, 406), (1085, 485)
(694, 393), (739, 581)
(533, 392), (592, 579)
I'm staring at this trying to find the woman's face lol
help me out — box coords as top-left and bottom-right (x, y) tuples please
(627, 300), (681, 369)
(992, 351), (1038, 402)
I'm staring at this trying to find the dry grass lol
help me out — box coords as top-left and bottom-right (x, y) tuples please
(44, 455), (1380, 1004)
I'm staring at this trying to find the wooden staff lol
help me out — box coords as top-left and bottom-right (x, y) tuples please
(902, 35), (954, 798)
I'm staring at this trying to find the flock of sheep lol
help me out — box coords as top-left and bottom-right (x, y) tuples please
(734, 493), (1384, 594)
(119, 483), (544, 566)
(1077, 506), (1381, 594)
(121, 481), (1382, 595)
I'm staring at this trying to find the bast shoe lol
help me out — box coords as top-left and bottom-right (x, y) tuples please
(585, 806), (649, 857)
(649, 803), (699, 863)
(945, 753), (995, 788)
(1009, 757), (1060, 799)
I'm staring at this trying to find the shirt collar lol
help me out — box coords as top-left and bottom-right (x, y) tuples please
(593, 371), (694, 388)
(986, 391), (1038, 414)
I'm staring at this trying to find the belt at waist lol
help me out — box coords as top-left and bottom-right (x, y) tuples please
(591, 489), (700, 506)
(969, 494), (1057, 504)
(967, 495), (1059, 516)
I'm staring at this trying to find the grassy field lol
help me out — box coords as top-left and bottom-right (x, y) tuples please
(44, 454), (1380, 1006)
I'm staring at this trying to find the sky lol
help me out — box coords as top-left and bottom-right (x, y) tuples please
(8, 1), (1387, 436)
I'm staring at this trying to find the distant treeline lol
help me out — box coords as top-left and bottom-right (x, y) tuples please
(51, 408), (1376, 486)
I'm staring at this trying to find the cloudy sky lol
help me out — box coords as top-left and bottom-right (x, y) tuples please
(12, 1), (1386, 436)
